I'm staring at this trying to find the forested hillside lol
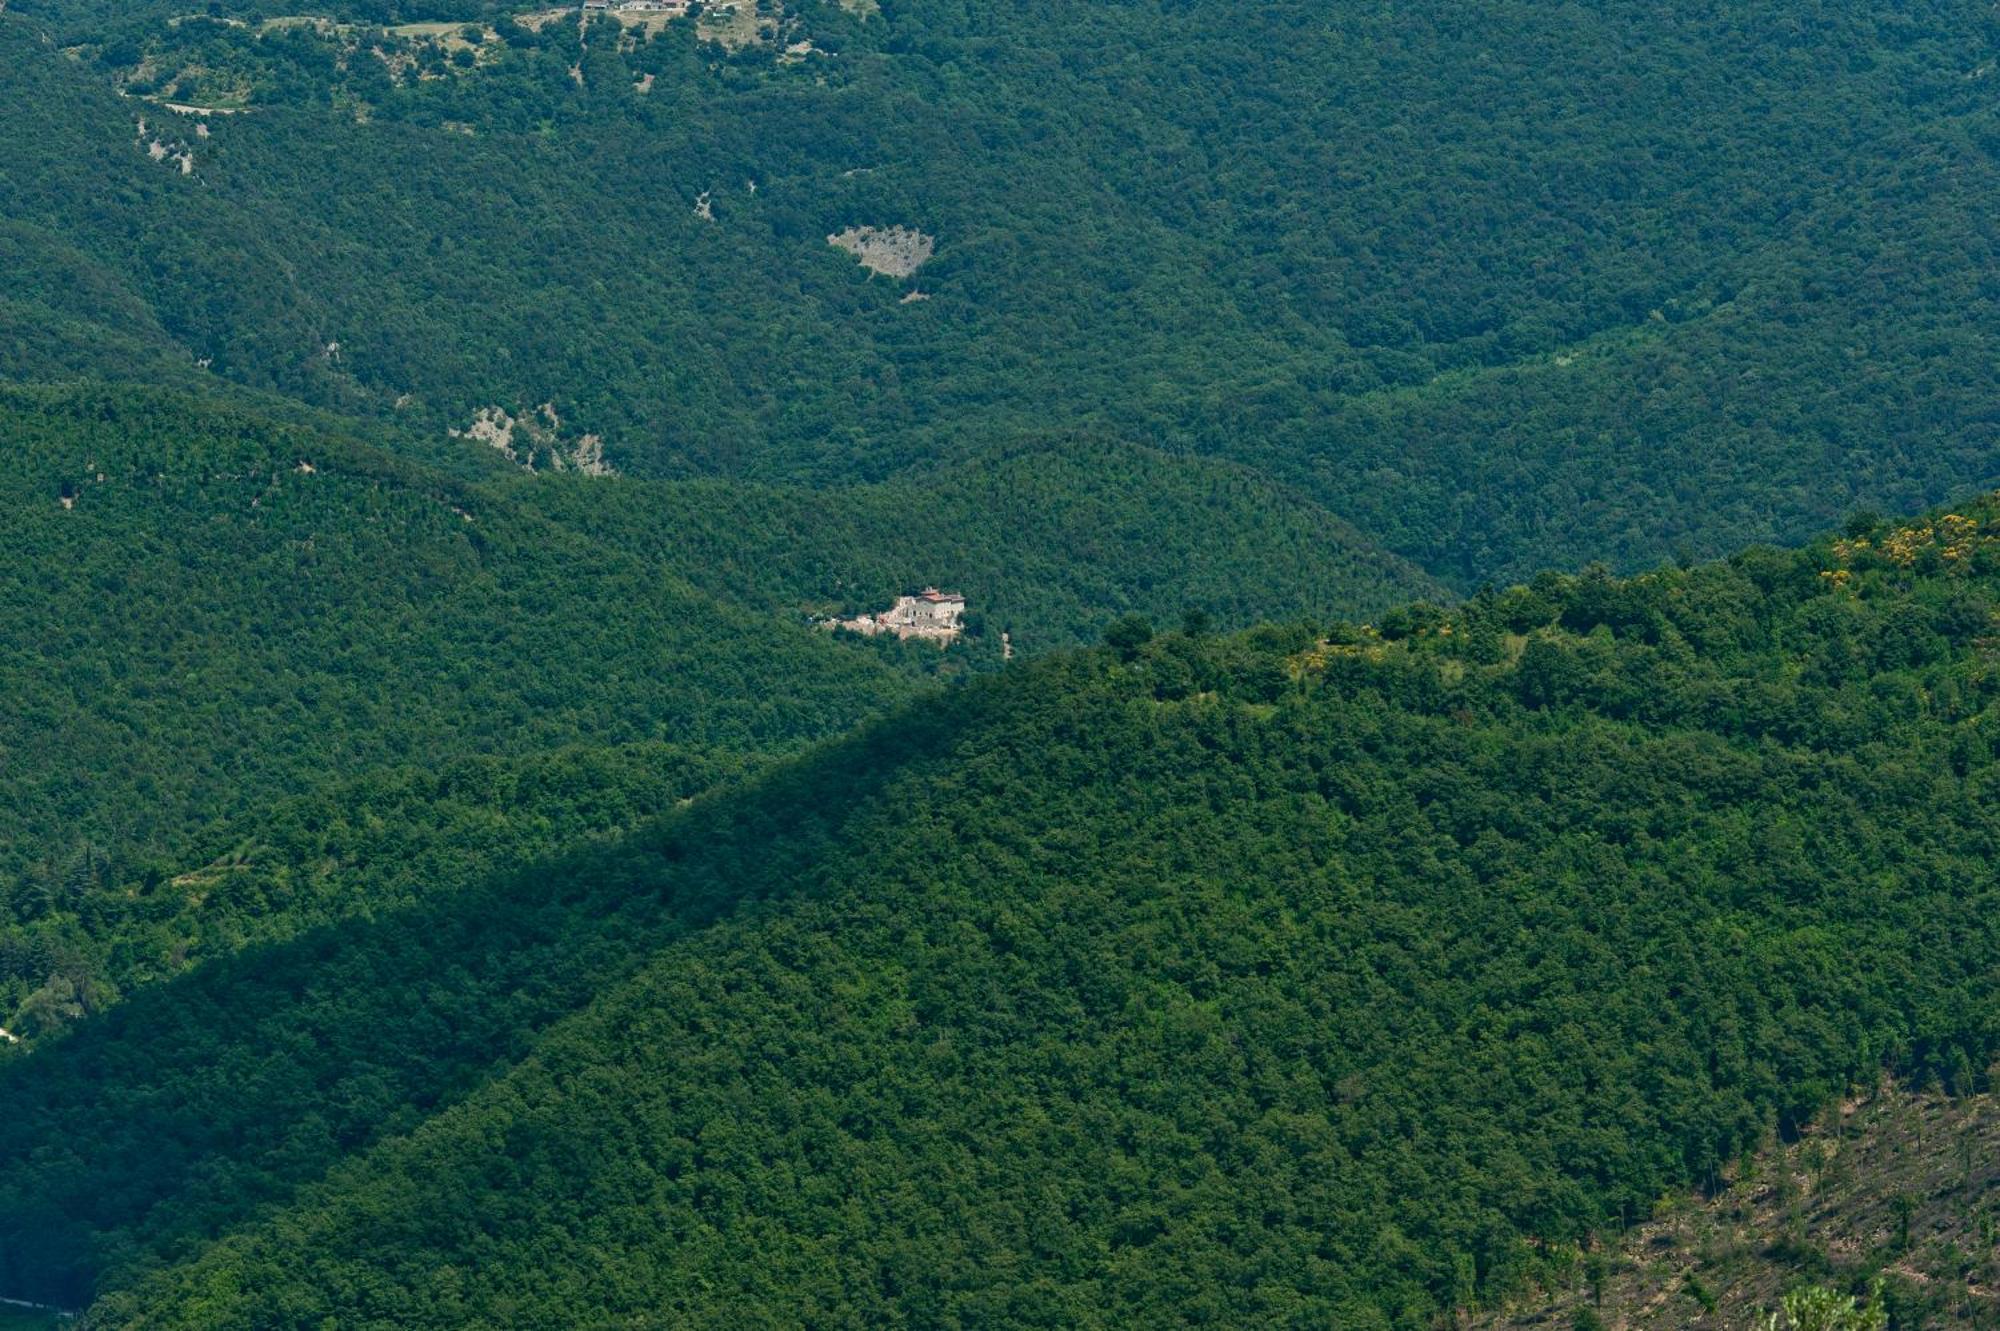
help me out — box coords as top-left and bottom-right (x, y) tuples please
(0, 383), (915, 875)
(0, 381), (1427, 1034)
(515, 436), (1439, 646)
(0, 497), (1992, 1325)
(5, 0), (2000, 1323)
(1, 0), (1997, 581)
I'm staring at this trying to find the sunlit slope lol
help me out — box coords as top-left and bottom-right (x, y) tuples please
(33, 499), (1997, 1327)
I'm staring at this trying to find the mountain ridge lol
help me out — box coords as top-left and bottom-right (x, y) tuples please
(3, 495), (1993, 1325)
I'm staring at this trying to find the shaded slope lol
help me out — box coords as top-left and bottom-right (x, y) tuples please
(38, 500), (2000, 1328)
(0, 694), (975, 1311)
(1, 741), (756, 1030)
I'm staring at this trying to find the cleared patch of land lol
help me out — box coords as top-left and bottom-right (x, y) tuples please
(696, 1), (775, 51)
(387, 21), (493, 48)
(1470, 1083), (2000, 1330)
(602, 8), (688, 36)
(513, 9), (576, 31)
(258, 15), (495, 50)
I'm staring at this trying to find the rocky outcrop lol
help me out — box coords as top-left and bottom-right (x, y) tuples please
(450, 404), (616, 476)
(827, 226), (935, 278)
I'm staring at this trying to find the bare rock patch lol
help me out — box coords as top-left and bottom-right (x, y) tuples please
(828, 225), (934, 278)
(450, 404), (617, 476)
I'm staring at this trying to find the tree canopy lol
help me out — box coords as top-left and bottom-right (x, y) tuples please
(0, 496), (1993, 1326)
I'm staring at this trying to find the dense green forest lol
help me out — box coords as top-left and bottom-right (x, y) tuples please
(4, 0), (2000, 1322)
(0, 384), (916, 876)
(0, 497), (1993, 1324)
(0, 381), (1427, 1031)
(0, 0), (1996, 582)
(513, 435), (1440, 643)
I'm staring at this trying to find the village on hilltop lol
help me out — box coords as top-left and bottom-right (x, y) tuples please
(820, 588), (967, 646)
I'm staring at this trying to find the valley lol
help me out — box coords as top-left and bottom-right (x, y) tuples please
(0, 0), (1996, 1324)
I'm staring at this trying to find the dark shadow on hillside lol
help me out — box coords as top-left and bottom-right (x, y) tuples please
(0, 684), (987, 1310)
